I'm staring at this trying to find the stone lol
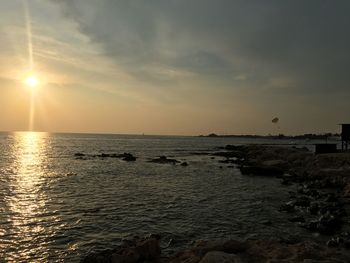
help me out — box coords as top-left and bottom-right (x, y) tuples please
(149, 156), (180, 164)
(261, 159), (289, 169)
(289, 216), (305, 223)
(121, 153), (137, 162)
(239, 165), (284, 176)
(199, 251), (241, 263)
(82, 237), (160, 263)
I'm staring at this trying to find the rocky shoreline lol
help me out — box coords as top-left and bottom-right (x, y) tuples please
(81, 144), (350, 262)
(82, 235), (350, 263)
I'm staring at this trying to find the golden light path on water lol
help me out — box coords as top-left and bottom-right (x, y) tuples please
(5, 132), (54, 261)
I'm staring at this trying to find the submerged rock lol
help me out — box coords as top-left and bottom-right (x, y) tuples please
(149, 156), (180, 165)
(120, 153), (137, 162)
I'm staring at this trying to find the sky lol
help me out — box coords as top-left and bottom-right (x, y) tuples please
(0, 0), (349, 135)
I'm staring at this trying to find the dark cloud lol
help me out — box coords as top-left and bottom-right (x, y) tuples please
(52, 0), (350, 92)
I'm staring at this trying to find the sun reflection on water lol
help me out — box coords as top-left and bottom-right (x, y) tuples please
(5, 132), (51, 261)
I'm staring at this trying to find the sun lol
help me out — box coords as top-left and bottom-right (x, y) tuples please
(25, 75), (39, 88)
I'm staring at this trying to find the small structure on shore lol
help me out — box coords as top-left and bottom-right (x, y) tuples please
(340, 124), (350, 151)
(314, 143), (337, 154)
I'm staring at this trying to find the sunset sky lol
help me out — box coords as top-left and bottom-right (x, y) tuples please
(0, 0), (349, 135)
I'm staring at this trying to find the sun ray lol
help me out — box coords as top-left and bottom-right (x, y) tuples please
(23, 0), (37, 131)
(23, 0), (34, 71)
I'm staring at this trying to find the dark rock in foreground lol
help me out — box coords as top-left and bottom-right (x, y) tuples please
(82, 236), (161, 263)
(82, 236), (350, 263)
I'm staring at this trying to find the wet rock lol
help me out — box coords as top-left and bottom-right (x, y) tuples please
(95, 152), (137, 161)
(149, 156), (180, 165)
(191, 240), (247, 256)
(120, 153), (137, 162)
(309, 202), (320, 215)
(294, 196), (311, 207)
(280, 201), (296, 212)
(199, 251), (241, 263)
(324, 194), (338, 203)
(239, 165), (284, 176)
(261, 159), (289, 170)
(99, 153), (111, 158)
(327, 238), (340, 248)
(289, 215), (305, 223)
(82, 237), (160, 263)
(303, 214), (342, 235)
(212, 151), (243, 159)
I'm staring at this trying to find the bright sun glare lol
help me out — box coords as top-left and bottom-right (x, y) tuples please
(25, 76), (39, 88)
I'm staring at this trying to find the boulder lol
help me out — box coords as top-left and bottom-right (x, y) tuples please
(82, 237), (160, 263)
(199, 251), (241, 263)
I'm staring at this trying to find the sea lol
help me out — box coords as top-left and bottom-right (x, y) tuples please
(0, 132), (339, 262)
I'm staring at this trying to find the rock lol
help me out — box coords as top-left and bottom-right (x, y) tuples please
(82, 237), (160, 263)
(327, 238), (339, 248)
(149, 156), (180, 165)
(212, 151), (243, 159)
(192, 240), (247, 256)
(74, 152), (85, 157)
(121, 153), (137, 162)
(280, 201), (296, 213)
(239, 165), (284, 176)
(133, 238), (161, 260)
(309, 202), (320, 215)
(324, 194), (338, 203)
(302, 214), (342, 235)
(294, 196), (311, 207)
(261, 159), (289, 170)
(181, 162), (189, 166)
(289, 216), (305, 223)
(199, 251), (241, 263)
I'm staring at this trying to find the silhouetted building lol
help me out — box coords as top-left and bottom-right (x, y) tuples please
(315, 143), (337, 154)
(340, 124), (350, 151)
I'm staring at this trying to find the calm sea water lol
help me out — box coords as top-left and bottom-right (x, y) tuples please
(0, 132), (333, 262)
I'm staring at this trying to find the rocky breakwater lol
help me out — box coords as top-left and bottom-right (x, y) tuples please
(218, 144), (350, 247)
(82, 235), (350, 262)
